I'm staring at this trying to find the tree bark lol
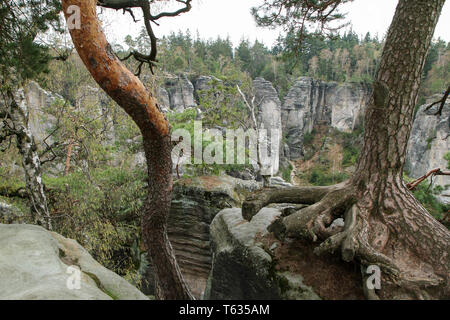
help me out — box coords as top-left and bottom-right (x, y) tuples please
(61, 0), (193, 299)
(6, 88), (51, 229)
(347, 0), (449, 299)
(244, 0), (449, 299)
(64, 137), (74, 176)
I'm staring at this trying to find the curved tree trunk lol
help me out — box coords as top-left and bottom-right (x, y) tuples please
(61, 0), (193, 299)
(244, 0), (449, 299)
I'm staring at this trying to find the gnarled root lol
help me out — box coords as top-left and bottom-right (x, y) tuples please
(242, 182), (346, 221)
(251, 181), (450, 299)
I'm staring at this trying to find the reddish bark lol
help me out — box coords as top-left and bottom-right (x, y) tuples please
(61, 0), (193, 299)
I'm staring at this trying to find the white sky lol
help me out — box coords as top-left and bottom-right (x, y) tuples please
(104, 0), (450, 48)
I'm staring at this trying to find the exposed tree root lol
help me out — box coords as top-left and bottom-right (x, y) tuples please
(244, 181), (450, 299)
(242, 183), (345, 221)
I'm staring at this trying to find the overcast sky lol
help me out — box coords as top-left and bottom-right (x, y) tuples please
(104, 0), (450, 48)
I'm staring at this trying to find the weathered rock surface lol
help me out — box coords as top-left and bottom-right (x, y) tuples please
(156, 87), (171, 112)
(253, 78), (282, 175)
(0, 202), (24, 224)
(405, 98), (450, 203)
(282, 77), (370, 159)
(24, 81), (60, 149)
(0, 224), (148, 300)
(143, 175), (261, 298)
(205, 206), (365, 300)
(164, 74), (197, 112)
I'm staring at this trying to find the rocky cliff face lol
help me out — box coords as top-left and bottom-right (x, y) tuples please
(22, 78), (448, 189)
(282, 77), (370, 159)
(405, 97), (450, 203)
(142, 175), (261, 299)
(253, 78), (282, 175)
(163, 74), (197, 112)
(24, 81), (60, 148)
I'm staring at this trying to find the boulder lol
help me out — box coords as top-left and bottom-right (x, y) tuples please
(143, 175), (261, 299)
(0, 202), (24, 224)
(0, 224), (148, 300)
(205, 206), (365, 300)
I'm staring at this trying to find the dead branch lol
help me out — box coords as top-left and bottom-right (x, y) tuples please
(406, 168), (450, 191)
(99, 0), (192, 75)
(424, 85), (449, 116)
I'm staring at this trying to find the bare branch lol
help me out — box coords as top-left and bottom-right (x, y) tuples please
(424, 85), (449, 116)
(99, 0), (192, 75)
(406, 168), (450, 191)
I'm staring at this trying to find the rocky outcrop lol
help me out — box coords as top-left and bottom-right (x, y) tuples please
(405, 97), (450, 203)
(143, 175), (261, 299)
(205, 206), (365, 300)
(253, 78), (282, 175)
(0, 224), (148, 300)
(282, 77), (370, 159)
(156, 87), (171, 112)
(24, 81), (60, 148)
(164, 74), (197, 112)
(0, 202), (24, 224)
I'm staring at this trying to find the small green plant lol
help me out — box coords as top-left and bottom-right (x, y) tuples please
(281, 164), (293, 182)
(444, 152), (450, 169)
(303, 132), (313, 145)
(404, 174), (449, 228)
(308, 168), (348, 186)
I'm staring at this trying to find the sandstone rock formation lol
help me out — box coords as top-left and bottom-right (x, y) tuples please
(156, 87), (171, 112)
(253, 78), (282, 176)
(405, 97), (450, 203)
(164, 74), (197, 112)
(281, 77), (370, 159)
(205, 206), (365, 300)
(0, 224), (148, 300)
(142, 175), (261, 299)
(24, 81), (60, 149)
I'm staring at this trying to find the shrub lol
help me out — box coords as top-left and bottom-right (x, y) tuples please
(308, 168), (348, 186)
(45, 166), (148, 285)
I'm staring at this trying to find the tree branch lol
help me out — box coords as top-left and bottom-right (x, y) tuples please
(406, 168), (450, 191)
(99, 0), (192, 75)
(424, 85), (449, 116)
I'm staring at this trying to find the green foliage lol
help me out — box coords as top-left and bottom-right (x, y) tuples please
(444, 152), (450, 169)
(0, 0), (62, 83)
(307, 168), (348, 186)
(420, 38), (449, 99)
(404, 174), (449, 227)
(281, 164), (293, 182)
(303, 132), (313, 145)
(45, 166), (148, 283)
(118, 27), (449, 105)
(338, 130), (362, 167)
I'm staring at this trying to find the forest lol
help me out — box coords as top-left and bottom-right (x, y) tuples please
(0, 0), (449, 304)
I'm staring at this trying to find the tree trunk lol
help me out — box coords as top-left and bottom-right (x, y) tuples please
(7, 88), (51, 229)
(244, 0), (449, 299)
(347, 0), (449, 299)
(61, 0), (193, 300)
(64, 137), (74, 176)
